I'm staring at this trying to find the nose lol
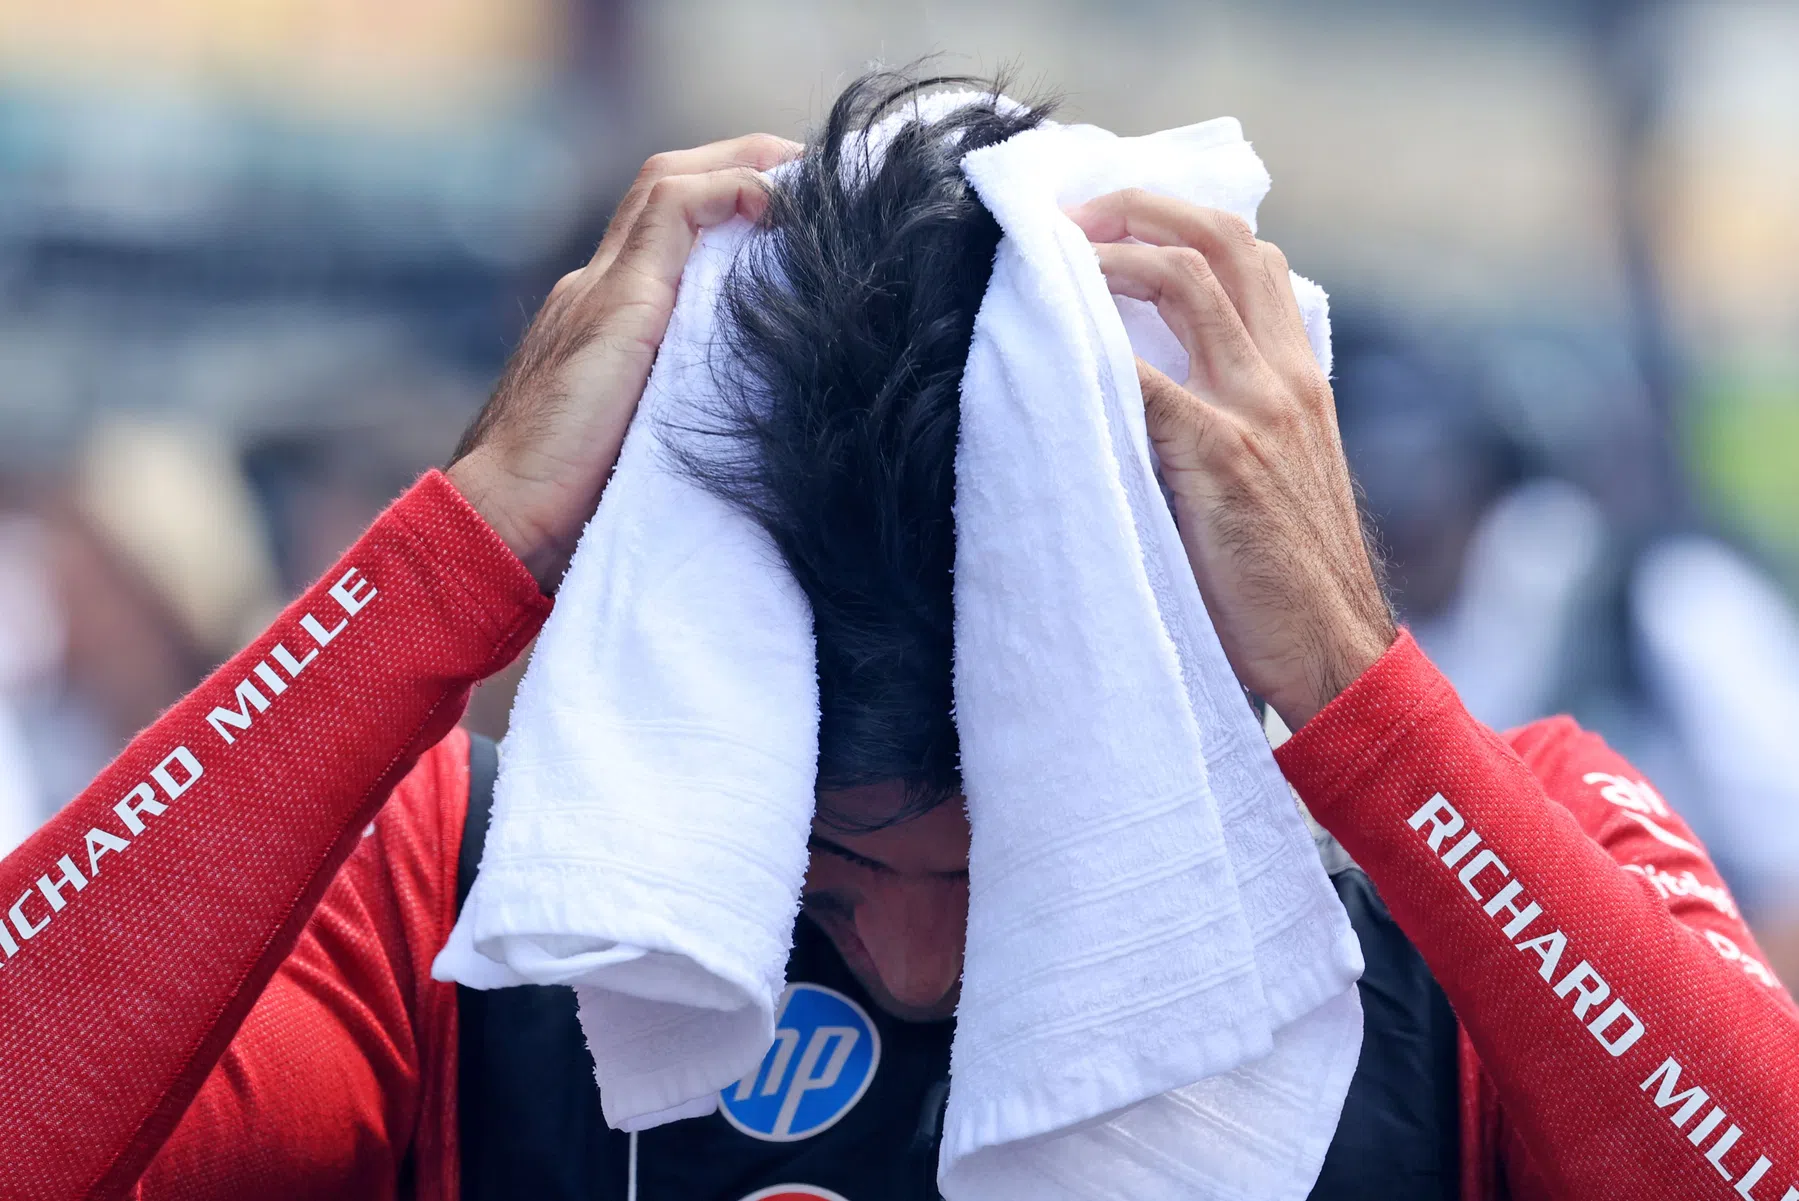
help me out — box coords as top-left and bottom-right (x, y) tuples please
(853, 879), (968, 1010)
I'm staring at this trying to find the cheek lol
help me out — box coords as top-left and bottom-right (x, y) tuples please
(856, 879), (969, 949)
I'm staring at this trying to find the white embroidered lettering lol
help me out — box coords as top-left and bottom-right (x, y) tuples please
(1441, 829), (1483, 868)
(1588, 997), (1645, 1056)
(1458, 849), (1508, 902)
(1553, 960), (1611, 1019)
(252, 661), (288, 696)
(300, 610), (346, 647)
(1689, 1107), (1729, 1146)
(1583, 771), (1670, 817)
(1707, 1126), (1745, 1179)
(36, 855), (88, 911)
(151, 746), (202, 800)
(1642, 1057), (1710, 1126)
(207, 678), (270, 745)
(1407, 794), (1464, 852)
(85, 827), (130, 877)
(112, 783), (167, 835)
(1733, 1157), (1774, 1199)
(1, 564), (378, 969)
(270, 640), (318, 677)
(1517, 929), (1567, 981)
(1483, 879), (1542, 939)
(329, 567), (377, 616)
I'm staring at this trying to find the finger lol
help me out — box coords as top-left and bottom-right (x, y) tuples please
(592, 133), (800, 275)
(1070, 190), (1296, 354)
(1137, 357), (1229, 480)
(1252, 239), (1323, 380)
(1093, 241), (1262, 392)
(590, 166), (773, 354)
(1258, 241), (1299, 308)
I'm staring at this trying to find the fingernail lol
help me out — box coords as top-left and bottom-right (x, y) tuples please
(1063, 206), (1098, 233)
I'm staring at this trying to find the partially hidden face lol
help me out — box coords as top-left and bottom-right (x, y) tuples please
(802, 781), (970, 1023)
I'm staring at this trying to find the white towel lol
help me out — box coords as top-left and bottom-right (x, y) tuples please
(435, 96), (1365, 1201)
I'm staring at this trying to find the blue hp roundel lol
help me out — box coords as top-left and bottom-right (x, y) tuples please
(719, 983), (881, 1142)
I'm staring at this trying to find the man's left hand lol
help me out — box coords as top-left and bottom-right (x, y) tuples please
(1069, 189), (1395, 729)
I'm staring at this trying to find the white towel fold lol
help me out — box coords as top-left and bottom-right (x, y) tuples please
(434, 95), (1365, 1201)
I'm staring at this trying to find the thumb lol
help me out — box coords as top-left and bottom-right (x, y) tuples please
(1137, 357), (1224, 482)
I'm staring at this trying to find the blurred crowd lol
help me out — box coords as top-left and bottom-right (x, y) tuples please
(2, 0), (1798, 981)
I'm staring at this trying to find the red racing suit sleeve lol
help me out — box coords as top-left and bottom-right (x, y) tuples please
(134, 731), (473, 1201)
(0, 472), (549, 1201)
(1277, 630), (1799, 1201)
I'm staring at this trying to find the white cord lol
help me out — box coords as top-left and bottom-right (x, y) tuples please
(627, 1129), (640, 1201)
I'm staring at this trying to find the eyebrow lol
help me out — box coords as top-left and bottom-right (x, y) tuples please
(806, 835), (969, 881)
(807, 835), (894, 874)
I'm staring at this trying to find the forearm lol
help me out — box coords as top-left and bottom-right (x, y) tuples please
(0, 471), (547, 1200)
(1279, 633), (1799, 1200)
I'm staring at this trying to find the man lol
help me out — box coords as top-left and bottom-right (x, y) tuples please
(0, 76), (1793, 1201)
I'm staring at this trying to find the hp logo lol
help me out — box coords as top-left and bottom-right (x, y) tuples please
(719, 983), (881, 1141)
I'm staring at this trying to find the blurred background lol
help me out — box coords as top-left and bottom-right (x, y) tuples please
(1, 0), (1796, 980)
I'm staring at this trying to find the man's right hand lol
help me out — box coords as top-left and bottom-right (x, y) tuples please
(1070, 190), (1395, 729)
(447, 133), (801, 591)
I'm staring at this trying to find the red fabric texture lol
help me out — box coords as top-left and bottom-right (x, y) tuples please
(6, 468), (1796, 1200)
(0, 472), (548, 1201)
(135, 732), (471, 1201)
(1278, 630), (1799, 1201)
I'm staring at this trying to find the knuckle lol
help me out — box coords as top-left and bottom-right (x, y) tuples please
(1265, 396), (1304, 436)
(1257, 239), (1289, 269)
(1215, 213), (1257, 250)
(547, 268), (584, 299)
(1166, 246), (1213, 284)
(740, 132), (793, 165)
(638, 151), (680, 181)
(1257, 376), (1322, 434)
(644, 175), (690, 208)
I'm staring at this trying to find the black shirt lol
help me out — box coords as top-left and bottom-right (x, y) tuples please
(454, 735), (1459, 1201)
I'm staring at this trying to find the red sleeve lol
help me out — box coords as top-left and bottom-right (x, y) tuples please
(1276, 630), (1799, 1201)
(0, 472), (549, 1201)
(135, 732), (471, 1201)
(1481, 716), (1795, 1200)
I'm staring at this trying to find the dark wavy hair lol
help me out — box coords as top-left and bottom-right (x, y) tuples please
(671, 71), (1054, 829)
